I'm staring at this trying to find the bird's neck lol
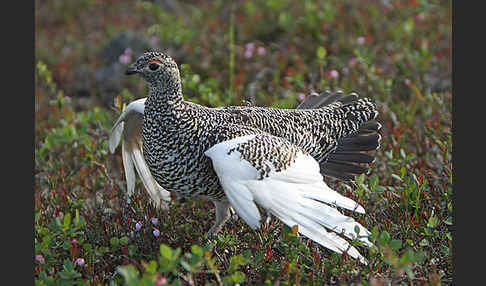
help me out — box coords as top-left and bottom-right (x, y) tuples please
(146, 79), (185, 118)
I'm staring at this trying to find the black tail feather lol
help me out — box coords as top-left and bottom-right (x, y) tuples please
(338, 93), (359, 105)
(315, 90), (342, 107)
(356, 121), (381, 135)
(297, 90), (361, 109)
(296, 91), (331, 109)
(320, 168), (356, 181)
(327, 152), (375, 164)
(321, 161), (368, 175)
(337, 133), (381, 151)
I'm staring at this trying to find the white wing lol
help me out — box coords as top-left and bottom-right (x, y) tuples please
(109, 98), (171, 210)
(205, 135), (373, 264)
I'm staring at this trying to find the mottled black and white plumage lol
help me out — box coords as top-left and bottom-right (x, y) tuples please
(113, 51), (381, 264)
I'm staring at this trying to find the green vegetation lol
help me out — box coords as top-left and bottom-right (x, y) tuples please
(35, 0), (452, 285)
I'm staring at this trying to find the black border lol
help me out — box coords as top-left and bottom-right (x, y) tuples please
(5, 0), (35, 284)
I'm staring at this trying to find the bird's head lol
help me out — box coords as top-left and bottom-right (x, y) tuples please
(125, 51), (181, 90)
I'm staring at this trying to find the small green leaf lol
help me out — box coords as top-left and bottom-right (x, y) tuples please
(180, 260), (192, 272)
(369, 226), (379, 242)
(316, 46), (327, 61)
(229, 271), (245, 283)
(391, 174), (403, 182)
(400, 149), (407, 159)
(369, 175), (378, 189)
(378, 231), (390, 247)
(427, 215), (439, 228)
(160, 244), (173, 260)
(117, 265), (139, 285)
(144, 260), (158, 274)
(120, 236), (129, 245)
(446, 232), (452, 241)
(62, 213), (71, 232)
(444, 216), (453, 226)
(389, 239), (402, 250)
(63, 259), (74, 272)
(374, 185), (386, 193)
(403, 18), (415, 35)
(191, 245), (203, 256)
(228, 255), (248, 273)
(110, 237), (119, 248)
(419, 238), (429, 247)
(414, 250), (426, 263)
(128, 244), (137, 256)
(74, 209), (80, 227)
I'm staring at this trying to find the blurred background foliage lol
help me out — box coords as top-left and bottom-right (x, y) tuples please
(35, 0), (452, 285)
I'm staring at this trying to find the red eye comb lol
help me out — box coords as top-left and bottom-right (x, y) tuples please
(147, 59), (162, 65)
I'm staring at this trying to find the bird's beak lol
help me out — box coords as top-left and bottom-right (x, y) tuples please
(125, 65), (138, 75)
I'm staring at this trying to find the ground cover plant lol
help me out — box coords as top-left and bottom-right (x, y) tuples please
(35, 0), (452, 285)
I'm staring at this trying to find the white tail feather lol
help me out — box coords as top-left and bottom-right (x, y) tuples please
(130, 141), (171, 209)
(109, 120), (124, 154)
(121, 140), (136, 196)
(254, 178), (370, 263)
(109, 98), (171, 210)
(219, 179), (261, 229)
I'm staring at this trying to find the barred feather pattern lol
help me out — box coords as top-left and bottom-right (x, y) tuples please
(228, 134), (301, 180)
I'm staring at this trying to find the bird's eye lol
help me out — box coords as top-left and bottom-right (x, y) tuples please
(149, 62), (159, 71)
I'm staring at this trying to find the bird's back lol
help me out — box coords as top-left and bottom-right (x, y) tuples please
(204, 92), (379, 173)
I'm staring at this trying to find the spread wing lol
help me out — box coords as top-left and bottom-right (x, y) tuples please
(205, 134), (373, 264)
(109, 98), (171, 209)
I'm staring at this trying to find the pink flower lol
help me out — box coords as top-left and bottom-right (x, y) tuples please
(232, 213), (239, 221)
(415, 13), (425, 22)
(297, 92), (306, 102)
(155, 275), (168, 286)
(153, 228), (160, 237)
(124, 47), (133, 56)
(35, 255), (45, 264)
(151, 217), (158, 226)
(135, 222), (142, 231)
(119, 54), (131, 65)
(257, 46), (266, 56)
(327, 70), (339, 80)
(244, 42), (255, 59)
(357, 37), (366, 45)
(75, 258), (85, 267)
(348, 57), (359, 68)
(119, 48), (133, 65)
(150, 36), (160, 47)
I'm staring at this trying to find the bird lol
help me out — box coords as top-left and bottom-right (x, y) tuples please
(114, 50), (381, 264)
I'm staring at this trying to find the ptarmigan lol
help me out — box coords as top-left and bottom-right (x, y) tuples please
(113, 51), (381, 264)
